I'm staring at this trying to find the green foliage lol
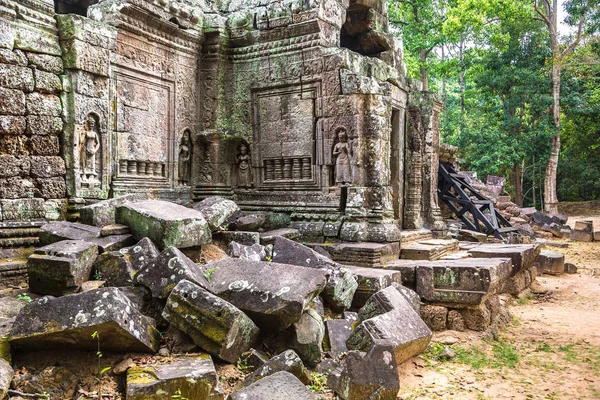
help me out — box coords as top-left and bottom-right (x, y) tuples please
(171, 389), (189, 400)
(424, 339), (520, 370)
(16, 294), (32, 303)
(203, 268), (215, 282)
(308, 372), (328, 393)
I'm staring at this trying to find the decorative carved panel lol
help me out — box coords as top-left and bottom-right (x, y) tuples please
(252, 82), (323, 190)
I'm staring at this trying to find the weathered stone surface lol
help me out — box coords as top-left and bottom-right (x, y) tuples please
(260, 228), (300, 244)
(536, 250), (564, 275)
(328, 341), (400, 400)
(391, 282), (420, 313)
(26, 115), (62, 135)
(25, 53), (63, 74)
(468, 244), (540, 275)
(80, 194), (140, 227)
(117, 201), (211, 249)
(571, 224), (593, 242)
(229, 371), (318, 400)
(271, 236), (357, 311)
(0, 115), (26, 135)
(447, 309), (465, 331)
(228, 241), (267, 261)
(0, 358), (11, 399)
(100, 223), (130, 236)
(239, 348), (269, 373)
(10, 287), (160, 352)
(193, 196), (240, 231)
(325, 315), (355, 358)
(401, 239), (459, 261)
(415, 258), (512, 305)
(457, 229), (488, 242)
(329, 242), (400, 267)
(244, 349), (308, 386)
(459, 304), (491, 331)
(202, 258), (327, 329)
(38, 221), (100, 245)
(34, 69), (62, 93)
(228, 214), (266, 231)
(0, 63), (34, 91)
(0, 87), (26, 115)
(87, 234), (134, 253)
(163, 280), (260, 363)
(27, 239), (98, 296)
(213, 230), (260, 247)
(126, 355), (223, 400)
(94, 237), (159, 286)
(348, 286), (432, 364)
(16, 366), (77, 400)
(420, 305), (448, 331)
(25, 92), (61, 116)
(289, 308), (325, 367)
(343, 265), (402, 308)
(136, 246), (209, 299)
(565, 262), (578, 274)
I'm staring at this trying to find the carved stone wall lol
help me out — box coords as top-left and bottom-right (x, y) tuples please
(0, 0), (67, 221)
(1, 0), (445, 241)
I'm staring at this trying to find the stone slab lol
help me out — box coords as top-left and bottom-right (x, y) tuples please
(116, 200), (211, 249)
(93, 237), (159, 287)
(163, 280), (260, 363)
(536, 250), (564, 276)
(467, 244), (540, 275)
(38, 221), (101, 245)
(229, 371), (318, 400)
(27, 239), (98, 296)
(126, 355), (223, 400)
(193, 196), (240, 231)
(415, 258), (512, 305)
(10, 287), (160, 353)
(342, 265), (402, 308)
(400, 239), (459, 261)
(328, 241), (400, 267)
(202, 258), (327, 329)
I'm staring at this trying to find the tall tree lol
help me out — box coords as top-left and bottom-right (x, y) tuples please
(533, 0), (599, 213)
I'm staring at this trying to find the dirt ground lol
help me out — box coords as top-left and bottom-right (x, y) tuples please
(397, 238), (600, 400)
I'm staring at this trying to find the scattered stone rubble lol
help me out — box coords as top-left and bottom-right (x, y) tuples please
(0, 196), (568, 399)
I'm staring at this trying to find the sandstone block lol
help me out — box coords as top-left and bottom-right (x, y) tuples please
(27, 239), (98, 296)
(136, 246), (209, 299)
(420, 305), (448, 331)
(26, 115), (63, 135)
(86, 234), (134, 253)
(94, 237), (159, 286)
(229, 371), (318, 400)
(34, 176), (66, 198)
(29, 156), (65, 178)
(328, 341), (400, 400)
(415, 258), (512, 305)
(79, 194), (139, 227)
(0, 115), (26, 134)
(0, 87), (26, 115)
(25, 92), (61, 116)
(536, 250), (564, 275)
(202, 258), (327, 329)
(117, 200), (211, 249)
(468, 244), (540, 275)
(10, 287), (160, 352)
(343, 265), (402, 308)
(289, 308), (325, 367)
(228, 241), (267, 261)
(29, 135), (60, 155)
(163, 280), (260, 363)
(126, 356), (224, 400)
(244, 350), (308, 386)
(39, 221), (101, 245)
(348, 286), (432, 365)
(0, 63), (34, 91)
(193, 196), (240, 231)
(34, 69), (62, 93)
(25, 52), (63, 74)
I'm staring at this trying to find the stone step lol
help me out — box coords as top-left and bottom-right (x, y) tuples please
(0, 237), (39, 247)
(466, 243), (541, 276)
(0, 248), (32, 288)
(400, 229), (433, 244)
(325, 242), (400, 268)
(0, 227), (40, 238)
(440, 251), (472, 260)
(400, 239), (459, 261)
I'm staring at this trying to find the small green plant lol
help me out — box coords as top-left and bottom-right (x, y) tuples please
(16, 294), (32, 303)
(203, 268), (215, 282)
(40, 392), (50, 400)
(536, 342), (554, 352)
(265, 255), (272, 262)
(172, 388), (189, 400)
(91, 331), (111, 395)
(308, 372), (328, 393)
(236, 357), (252, 373)
(93, 269), (102, 280)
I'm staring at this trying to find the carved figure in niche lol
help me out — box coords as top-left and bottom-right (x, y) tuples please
(80, 113), (100, 181)
(333, 127), (353, 186)
(178, 130), (192, 185)
(236, 143), (252, 188)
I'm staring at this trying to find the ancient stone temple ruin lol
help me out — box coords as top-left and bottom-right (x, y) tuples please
(0, 0), (445, 241)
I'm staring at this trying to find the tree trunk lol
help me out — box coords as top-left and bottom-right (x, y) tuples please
(459, 40), (465, 135)
(512, 162), (523, 207)
(544, 62), (561, 214)
(420, 49), (429, 91)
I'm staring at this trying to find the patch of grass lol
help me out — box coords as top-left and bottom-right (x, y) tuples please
(308, 372), (328, 393)
(16, 293), (32, 303)
(492, 341), (519, 368)
(558, 343), (578, 362)
(454, 345), (491, 369)
(421, 342), (446, 366)
(515, 294), (535, 305)
(536, 342), (554, 352)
